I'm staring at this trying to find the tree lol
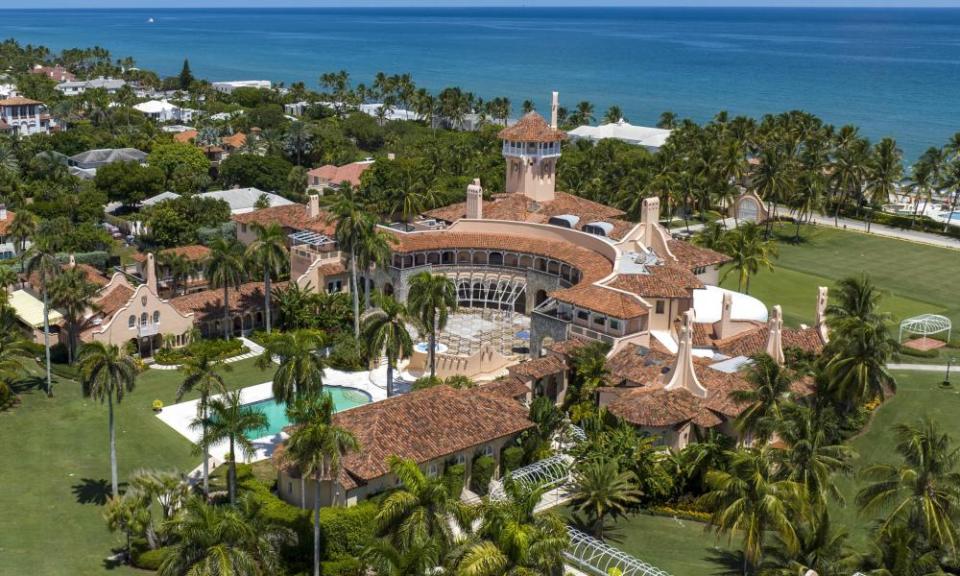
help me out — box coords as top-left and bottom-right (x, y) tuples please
(93, 160), (164, 207)
(603, 105), (624, 124)
(731, 354), (794, 444)
(762, 509), (852, 576)
(178, 58), (194, 90)
(158, 251), (193, 297)
(856, 418), (960, 554)
(78, 341), (138, 498)
(220, 153), (293, 193)
(200, 390), (267, 504)
(176, 354), (229, 497)
(283, 392), (359, 576)
(25, 238), (60, 395)
(244, 222), (288, 333)
(569, 457), (642, 539)
(362, 292), (414, 398)
(257, 329), (325, 404)
(0, 328), (32, 407)
(328, 188), (371, 337)
(147, 143), (209, 190)
(775, 403), (855, 508)
(701, 447), (803, 574)
(658, 111), (677, 129)
(407, 271), (457, 380)
(8, 210), (37, 256)
(48, 265), (100, 364)
(205, 237), (246, 340)
(362, 538), (441, 576)
(159, 495), (295, 576)
(719, 221), (778, 294)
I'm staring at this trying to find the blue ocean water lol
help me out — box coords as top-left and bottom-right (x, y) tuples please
(1, 7), (959, 160)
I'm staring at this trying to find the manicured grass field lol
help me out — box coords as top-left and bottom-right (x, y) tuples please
(720, 224), (960, 329)
(0, 357), (275, 576)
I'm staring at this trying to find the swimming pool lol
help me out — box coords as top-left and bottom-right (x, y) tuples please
(938, 212), (960, 225)
(414, 341), (448, 354)
(243, 386), (371, 439)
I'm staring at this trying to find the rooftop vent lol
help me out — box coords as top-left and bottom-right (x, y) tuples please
(583, 221), (614, 237)
(548, 214), (580, 229)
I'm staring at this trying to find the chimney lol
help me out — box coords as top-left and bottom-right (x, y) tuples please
(308, 193), (320, 219)
(387, 152), (396, 161)
(146, 253), (157, 293)
(68, 254), (76, 268)
(466, 178), (483, 220)
(765, 305), (785, 365)
(550, 91), (559, 130)
(717, 291), (735, 339)
(815, 286), (829, 344)
(0, 204), (6, 221)
(665, 310), (708, 398)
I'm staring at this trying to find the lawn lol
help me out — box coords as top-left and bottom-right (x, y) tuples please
(720, 224), (960, 330)
(0, 357), (276, 576)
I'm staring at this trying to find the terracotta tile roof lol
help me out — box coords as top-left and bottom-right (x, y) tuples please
(389, 230), (614, 284)
(132, 245), (211, 263)
(173, 130), (198, 144)
(606, 265), (704, 299)
(221, 132), (246, 149)
(0, 210), (16, 236)
(31, 65), (75, 82)
(233, 204), (336, 237)
(783, 328), (826, 354)
(547, 337), (590, 357)
(95, 283), (135, 321)
(0, 97), (42, 106)
(712, 324), (824, 357)
(312, 385), (533, 482)
(27, 262), (108, 289)
(550, 285), (649, 319)
(480, 377), (530, 402)
(308, 161), (372, 188)
(606, 344), (676, 387)
(317, 261), (346, 277)
(170, 281), (287, 321)
(608, 387), (723, 428)
(667, 240), (731, 270)
(508, 355), (566, 380)
(498, 112), (567, 142)
(424, 191), (630, 239)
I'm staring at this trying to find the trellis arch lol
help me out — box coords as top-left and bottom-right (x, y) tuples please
(899, 314), (952, 343)
(488, 454), (572, 500)
(565, 527), (672, 576)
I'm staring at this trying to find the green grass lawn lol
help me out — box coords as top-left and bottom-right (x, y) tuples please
(720, 224), (960, 330)
(0, 357), (276, 576)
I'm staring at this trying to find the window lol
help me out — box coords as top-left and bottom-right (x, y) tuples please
(288, 481), (293, 495)
(427, 463), (439, 477)
(593, 316), (606, 326)
(152, 311), (160, 324)
(481, 445), (494, 457)
(128, 315), (136, 328)
(576, 310), (589, 321)
(140, 312), (148, 326)
(610, 319), (620, 331)
(455, 454), (466, 465)
(241, 224), (248, 234)
(655, 300), (665, 314)
(141, 296), (147, 306)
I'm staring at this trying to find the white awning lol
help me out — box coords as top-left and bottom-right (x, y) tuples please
(10, 289), (63, 329)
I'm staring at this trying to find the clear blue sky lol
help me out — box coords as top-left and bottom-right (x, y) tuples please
(4, 0), (960, 8)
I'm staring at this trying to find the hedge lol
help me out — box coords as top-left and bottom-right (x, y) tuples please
(900, 347), (940, 359)
(647, 505), (711, 523)
(133, 546), (171, 570)
(443, 463), (466, 498)
(321, 555), (364, 576)
(154, 338), (247, 365)
(500, 445), (524, 474)
(470, 454), (496, 495)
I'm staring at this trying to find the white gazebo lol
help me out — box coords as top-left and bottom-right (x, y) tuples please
(898, 314), (952, 344)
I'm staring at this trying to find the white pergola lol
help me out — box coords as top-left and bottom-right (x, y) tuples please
(565, 527), (672, 576)
(898, 314), (952, 343)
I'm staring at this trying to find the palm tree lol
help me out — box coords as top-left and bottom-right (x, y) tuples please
(375, 456), (468, 551)
(719, 221), (778, 294)
(205, 237), (245, 340)
(0, 329), (32, 405)
(257, 329), (325, 404)
(658, 111), (678, 129)
(775, 403), (855, 508)
(677, 427), (734, 495)
(283, 121), (313, 165)
(569, 457), (642, 539)
(406, 271), (457, 379)
(283, 392), (359, 576)
(8, 210), (37, 257)
(362, 538), (441, 576)
(159, 495), (295, 576)
(48, 266), (100, 364)
(357, 223), (394, 311)
(603, 105), (624, 124)
(856, 418), (960, 554)
(762, 509), (852, 576)
(362, 292), (415, 397)
(752, 146), (795, 235)
(200, 390), (267, 504)
(701, 447), (804, 574)
(731, 354), (794, 444)
(25, 238), (60, 395)
(245, 222), (288, 334)
(454, 478), (569, 576)
(865, 137), (903, 208)
(78, 341), (138, 498)
(573, 100), (595, 126)
(158, 251), (193, 297)
(906, 159), (935, 228)
(176, 354), (229, 497)
(328, 188), (371, 337)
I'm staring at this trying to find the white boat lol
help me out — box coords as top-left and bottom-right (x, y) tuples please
(147, 17), (155, 23)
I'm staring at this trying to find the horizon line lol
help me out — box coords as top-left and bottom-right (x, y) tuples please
(4, 3), (960, 10)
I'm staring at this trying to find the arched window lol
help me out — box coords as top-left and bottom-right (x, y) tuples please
(152, 311), (160, 324)
(140, 312), (148, 326)
(128, 315), (136, 328)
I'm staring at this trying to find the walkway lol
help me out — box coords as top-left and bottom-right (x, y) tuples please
(888, 363), (956, 373)
(147, 336), (267, 371)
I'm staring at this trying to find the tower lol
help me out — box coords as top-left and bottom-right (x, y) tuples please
(497, 96), (566, 203)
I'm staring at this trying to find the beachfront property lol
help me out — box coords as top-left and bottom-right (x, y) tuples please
(211, 80), (272, 94)
(0, 204), (19, 259)
(568, 118), (672, 152)
(29, 64), (76, 82)
(55, 76), (126, 96)
(133, 99), (196, 123)
(140, 187), (293, 216)
(0, 96), (55, 136)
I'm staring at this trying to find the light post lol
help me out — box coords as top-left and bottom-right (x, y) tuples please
(945, 357), (955, 388)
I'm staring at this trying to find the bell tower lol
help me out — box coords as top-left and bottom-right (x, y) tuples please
(497, 94), (566, 203)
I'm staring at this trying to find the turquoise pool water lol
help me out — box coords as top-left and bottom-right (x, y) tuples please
(244, 387), (371, 439)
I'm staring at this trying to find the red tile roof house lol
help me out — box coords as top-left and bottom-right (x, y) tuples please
(307, 160), (374, 192)
(274, 385), (534, 508)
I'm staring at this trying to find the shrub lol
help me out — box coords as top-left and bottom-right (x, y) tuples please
(50, 362), (80, 381)
(900, 347), (939, 359)
(445, 375), (475, 389)
(154, 338), (247, 365)
(133, 547), (171, 570)
(443, 462), (466, 497)
(411, 376), (442, 391)
(327, 334), (367, 372)
(318, 501), (378, 559)
(322, 555), (364, 576)
(647, 506), (711, 523)
(500, 445), (524, 474)
(49, 342), (69, 364)
(470, 454), (496, 495)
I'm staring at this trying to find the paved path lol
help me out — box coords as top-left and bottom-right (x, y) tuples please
(888, 363), (956, 373)
(147, 336), (267, 371)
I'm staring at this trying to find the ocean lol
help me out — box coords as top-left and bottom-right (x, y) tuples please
(1, 7), (959, 160)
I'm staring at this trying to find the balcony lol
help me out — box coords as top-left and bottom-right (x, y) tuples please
(138, 322), (160, 337)
(501, 141), (561, 160)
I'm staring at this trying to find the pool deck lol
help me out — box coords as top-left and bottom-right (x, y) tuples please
(155, 364), (391, 465)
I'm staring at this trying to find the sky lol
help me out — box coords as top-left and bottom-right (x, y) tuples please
(3, 0), (960, 8)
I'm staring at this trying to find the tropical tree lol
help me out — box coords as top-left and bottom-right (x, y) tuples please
(200, 390), (267, 504)
(245, 222), (288, 334)
(603, 105), (624, 124)
(205, 237), (246, 340)
(569, 457), (642, 539)
(328, 188), (372, 337)
(48, 265), (100, 364)
(657, 111), (677, 129)
(406, 271), (457, 379)
(762, 509), (852, 576)
(676, 427), (734, 495)
(78, 341), (138, 498)
(25, 238), (60, 395)
(176, 354), (229, 496)
(283, 392), (360, 576)
(362, 538), (441, 576)
(731, 354), (794, 444)
(865, 137), (903, 208)
(8, 210), (37, 256)
(159, 495), (295, 576)
(257, 329), (325, 404)
(362, 292), (415, 397)
(158, 251), (193, 297)
(283, 121), (313, 165)
(0, 328), (32, 405)
(719, 221), (778, 293)
(856, 418), (960, 554)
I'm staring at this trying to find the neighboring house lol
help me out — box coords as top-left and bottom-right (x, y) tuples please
(30, 65), (75, 83)
(170, 281), (283, 338)
(0, 205), (18, 259)
(358, 103), (419, 122)
(69, 147), (147, 170)
(0, 83), (18, 99)
(140, 188), (293, 215)
(275, 384), (534, 508)
(132, 245), (211, 297)
(134, 99), (196, 123)
(568, 120), (672, 152)
(0, 96), (55, 136)
(55, 77), (126, 96)
(307, 160), (374, 191)
(211, 80), (271, 94)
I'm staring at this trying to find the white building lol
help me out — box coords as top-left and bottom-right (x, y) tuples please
(359, 102), (419, 122)
(141, 188), (293, 215)
(56, 77), (127, 96)
(0, 83), (18, 99)
(0, 97), (55, 136)
(568, 119), (672, 152)
(134, 99), (196, 123)
(211, 80), (272, 94)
